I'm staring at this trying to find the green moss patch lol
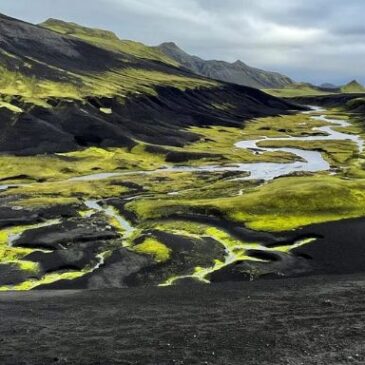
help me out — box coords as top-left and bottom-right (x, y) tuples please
(134, 238), (172, 263)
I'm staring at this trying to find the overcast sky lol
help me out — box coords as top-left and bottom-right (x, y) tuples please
(0, 0), (364, 85)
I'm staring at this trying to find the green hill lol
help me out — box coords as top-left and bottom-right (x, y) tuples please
(341, 80), (365, 93)
(265, 82), (336, 97)
(40, 18), (179, 66)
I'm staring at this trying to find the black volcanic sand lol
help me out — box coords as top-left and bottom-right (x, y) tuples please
(3, 193), (365, 290)
(0, 273), (365, 365)
(210, 217), (365, 282)
(12, 211), (365, 289)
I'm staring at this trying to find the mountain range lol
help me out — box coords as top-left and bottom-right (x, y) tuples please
(0, 14), (296, 155)
(156, 42), (293, 89)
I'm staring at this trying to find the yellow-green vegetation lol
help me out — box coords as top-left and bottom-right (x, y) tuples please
(134, 238), (171, 263)
(0, 65), (82, 107)
(6, 179), (129, 204)
(0, 247), (40, 274)
(265, 83), (333, 97)
(240, 113), (328, 138)
(0, 271), (86, 291)
(127, 175), (365, 232)
(0, 221), (56, 277)
(41, 19), (179, 66)
(12, 260), (40, 273)
(0, 145), (166, 184)
(257, 139), (358, 165)
(0, 100), (23, 113)
(161, 227), (318, 285)
(0, 64), (216, 106)
(100, 107), (112, 114)
(0, 220), (59, 246)
(181, 113), (333, 165)
(184, 125), (300, 164)
(341, 81), (365, 93)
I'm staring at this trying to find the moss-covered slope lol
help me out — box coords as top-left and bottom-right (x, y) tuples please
(0, 13), (299, 155)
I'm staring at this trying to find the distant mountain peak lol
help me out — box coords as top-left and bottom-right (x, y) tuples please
(159, 42), (180, 50)
(157, 43), (293, 89)
(341, 80), (365, 92)
(232, 60), (247, 67)
(347, 80), (362, 86)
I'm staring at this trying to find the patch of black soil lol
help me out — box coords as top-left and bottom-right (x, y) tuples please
(14, 218), (119, 251)
(36, 248), (155, 290)
(290, 217), (365, 275)
(1, 274), (364, 364)
(24, 243), (101, 273)
(165, 151), (223, 163)
(0, 264), (39, 286)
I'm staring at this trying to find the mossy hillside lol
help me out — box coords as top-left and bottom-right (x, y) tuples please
(41, 19), (179, 66)
(126, 175), (365, 232)
(0, 65), (216, 107)
(341, 81), (365, 94)
(264, 84), (334, 98)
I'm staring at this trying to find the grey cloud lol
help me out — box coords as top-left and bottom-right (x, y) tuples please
(0, 0), (364, 85)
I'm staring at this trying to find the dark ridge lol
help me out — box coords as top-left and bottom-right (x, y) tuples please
(0, 85), (301, 155)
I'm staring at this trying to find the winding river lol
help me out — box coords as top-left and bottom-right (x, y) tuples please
(67, 107), (363, 184)
(1, 107), (364, 287)
(1, 107), (362, 191)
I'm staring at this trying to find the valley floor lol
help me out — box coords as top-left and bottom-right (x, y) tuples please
(0, 273), (364, 364)
(1, 107), (365, 289)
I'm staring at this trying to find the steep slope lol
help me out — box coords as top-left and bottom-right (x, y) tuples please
(0, 13), (299, 155)
(157, 42), (293, 89)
